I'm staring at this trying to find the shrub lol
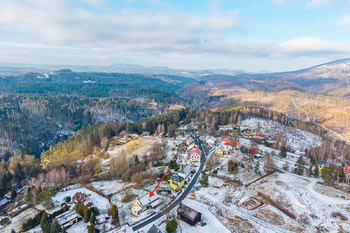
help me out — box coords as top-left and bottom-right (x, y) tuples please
(166, 220), (178, 233)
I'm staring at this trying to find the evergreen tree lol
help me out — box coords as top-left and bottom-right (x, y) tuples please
(11, 229), (16, 233)
(78, 203), (85, 217)
(279, 146), (287, 158)
(11, 189), (17, 200)
(50, 219), (61, 233)
(84, 208), (91, 222)
(295, 156), (304, 175)
(314, 165), (319, 178)
(322, 166), (335, 186)
(25, 187), (32, 204)
(254, 160), (260, 175)
(134, 155), (139, 165)
(74, 202), (79, 212)
(111, 204), (119, 220)
(62, 227), (67, 233)
(14, 163), (25, 182)
(309, 165), (313, 177)
(90, 212), (95, 224)
(40, 212), (50, 233)
(88, 224), (95, 233)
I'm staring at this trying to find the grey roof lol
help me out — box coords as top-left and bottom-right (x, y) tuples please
(55, 210), (79, 226)
(147, 224), (164, 233)
(171, 175), (184, 183)
(138, 193), (159, 207)
(178, 164), (192, 175)
(178, 204), (200, 221)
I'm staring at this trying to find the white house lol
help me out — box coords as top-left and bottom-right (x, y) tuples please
(187, 142), (197, 151)
(206, 136), (216, 145)
(178, 164), (192, 179)
(190, 148), (202, 162)
(186, 136), (195, 145)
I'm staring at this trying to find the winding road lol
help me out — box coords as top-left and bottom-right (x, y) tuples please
(132, 137), (206, 231)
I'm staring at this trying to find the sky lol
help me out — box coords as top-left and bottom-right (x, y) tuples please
(1, 0), (350, 72)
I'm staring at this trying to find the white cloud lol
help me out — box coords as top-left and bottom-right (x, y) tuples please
(278, 36), (350, 56)
(336, 14), (350, 27)
(305, 0), (341, 9)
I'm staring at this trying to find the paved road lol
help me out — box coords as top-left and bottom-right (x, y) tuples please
(132, 137), (206, 231)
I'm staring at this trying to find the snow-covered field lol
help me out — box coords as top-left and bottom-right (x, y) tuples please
(241, 118), (322, 152)
(37, 187), (111, 214)
(91, 180), (132, 195)
(1, 207), (39, 233)
(194, 171), (350, 233)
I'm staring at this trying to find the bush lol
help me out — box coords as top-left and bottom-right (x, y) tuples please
(166, 220), (178, 233)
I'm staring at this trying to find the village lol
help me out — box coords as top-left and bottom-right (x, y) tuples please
(1, 117), (350, 233)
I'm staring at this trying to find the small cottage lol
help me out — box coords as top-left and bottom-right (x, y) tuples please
(177, 204), (201, 226)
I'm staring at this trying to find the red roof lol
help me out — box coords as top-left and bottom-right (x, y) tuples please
(222, 138), (238, 147)
(73, 192), (86, 202)
(247, 149), (257, 154)
(190, 148), (202, 156)
(245, 131), (251, 134)
(256, 133), (266, 138)
(121, 130), (126, 134)
(344, 166), (350, 173)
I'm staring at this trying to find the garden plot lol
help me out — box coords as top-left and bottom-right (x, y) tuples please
(47, 187), (110, 213)
(1, 207), (39, 233)
(241, 118), (322, 152)
(313, 184), (350, 200)
(91, 180), (133, 195)
(110, 188), (152, 224)
(196, 172), (350, 232)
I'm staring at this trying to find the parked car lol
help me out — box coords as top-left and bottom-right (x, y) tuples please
(201, 222), (207, 226)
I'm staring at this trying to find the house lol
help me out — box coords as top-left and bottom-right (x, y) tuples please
(317, 160), (326, 173)
(170, 175), (185, 190)
(143, 131), (150, 136)
(121, 130), (126, 134)
(231, 150), (243, 164)
(96, 214), (109, 224)
(72, 192), (87, 203)
(147, 224), (164, 233)
(247, 149), (257, 156)
(178, 164), (193, 179)
(345, 166), (350, 183)
(186, 136), (195, 145)
(177, 204), (201, 226)
(254, 133), (266, 139)
(344, 165), (350, 173)
(187, 142), (197, 151)
(189, 148), (202, 162)
(159, 132), (167, 138)
(215, 146), (230, 156)
(221, 138), (238, 149)
(15, 185), (25, 194)
(72, 192), (93, 206)
(132, 193), (161, 216)
(0, 198), (13, 213)
(55, 210), (81, 229)
(206, 136), (216, 145)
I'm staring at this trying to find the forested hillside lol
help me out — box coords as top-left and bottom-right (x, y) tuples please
(39, 104), (328, 169)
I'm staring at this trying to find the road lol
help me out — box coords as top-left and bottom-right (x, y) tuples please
(132, 137), (206, 231)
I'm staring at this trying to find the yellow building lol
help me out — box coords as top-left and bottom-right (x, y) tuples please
(170, 175), (185, 191)
(215, 146), (230, 156)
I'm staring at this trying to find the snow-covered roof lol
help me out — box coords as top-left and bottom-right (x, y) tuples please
(132, 205), (142, 212)
(178, 204), (201, 221)
(178, 164), (192, 175)
(171, 175), (184, 183)
(55, 210), (79, 226)
(150, 199), (162, 208)
(138, 193), (159, 207)
(147, 224), (164, 233)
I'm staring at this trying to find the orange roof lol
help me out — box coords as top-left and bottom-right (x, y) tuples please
(222, 138), (238, 147)
(344, 166), (350, 173)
